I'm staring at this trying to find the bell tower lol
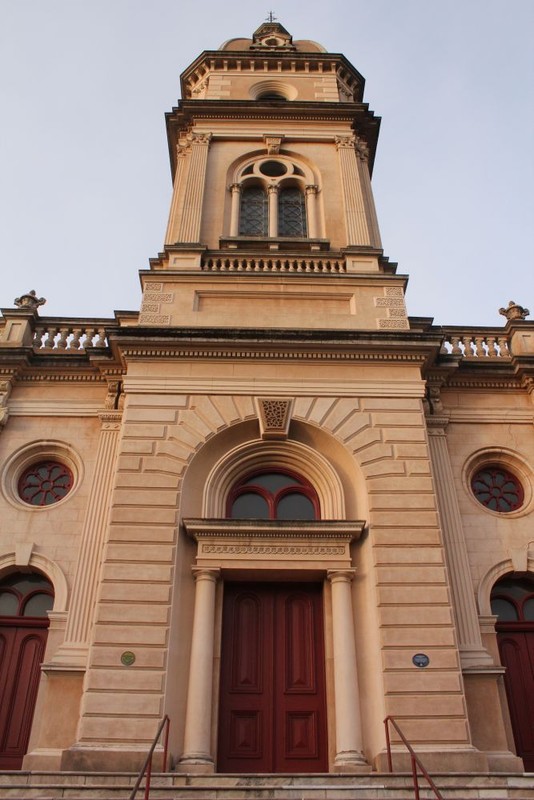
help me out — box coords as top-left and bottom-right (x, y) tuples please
(139, 21), (408, 332)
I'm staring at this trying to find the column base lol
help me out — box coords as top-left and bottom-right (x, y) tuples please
(333, 750), (371, 773)
(176, 754), (215, 774)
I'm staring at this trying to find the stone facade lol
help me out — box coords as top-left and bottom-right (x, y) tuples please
(0, 21), (533, 778)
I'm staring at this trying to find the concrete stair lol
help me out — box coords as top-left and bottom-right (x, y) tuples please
(0, 772), (533, 800)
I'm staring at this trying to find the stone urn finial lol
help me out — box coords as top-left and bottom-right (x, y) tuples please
(13, 290), (46, 311)
(499, 300), (530, 322)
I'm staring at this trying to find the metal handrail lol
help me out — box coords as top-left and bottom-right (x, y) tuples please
(129, 715), (170, 800)
(384, 716), (444, 800)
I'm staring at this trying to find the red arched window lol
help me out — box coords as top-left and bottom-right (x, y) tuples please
(491, 575), (534, 623)
(226, 470), (319, 520)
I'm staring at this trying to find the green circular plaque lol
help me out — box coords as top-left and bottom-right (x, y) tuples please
(121, 651), (136, 666)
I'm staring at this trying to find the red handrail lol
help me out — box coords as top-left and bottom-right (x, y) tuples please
(384, 716), (444, 800)
(129, 715), (170, 800)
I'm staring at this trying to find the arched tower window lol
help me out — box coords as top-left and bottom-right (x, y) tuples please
(227, 469), (320, 520)
(239, 186), (267, 235)
(230, 158), (318, 240)
(278, 186), (307, 237)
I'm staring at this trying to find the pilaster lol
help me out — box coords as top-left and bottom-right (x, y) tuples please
(335, 136), (371, 246)
(426, 415), (493, 668)
(164, 145), (189, 245)
(177, 133), (212, 243)
(51, 410), (123, 669)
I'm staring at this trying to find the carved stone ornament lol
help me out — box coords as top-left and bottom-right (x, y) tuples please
(354, 136), (370, 162)
(14, 290), (46, 310)
(264, 135), (283, 155)
(499, 300), (530, 321)
(255, 397), (294, 439)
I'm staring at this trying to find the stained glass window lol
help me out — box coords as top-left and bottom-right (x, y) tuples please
(227, 470), (319, 520)
(491, 576), (534, 622)
(278, 187), (307, 237)
(18, 461), (73, 506)
(239, 186), (267, 235)
(0, 573), (54, 618)
(471, 466), (523, 512)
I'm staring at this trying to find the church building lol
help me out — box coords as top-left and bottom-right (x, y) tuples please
(0, 21), (533, 781)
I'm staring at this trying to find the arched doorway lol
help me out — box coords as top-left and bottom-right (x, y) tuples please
(491, 574), (534, 771)
(218, 469), (327, 773)
(0, 572), (54, 769)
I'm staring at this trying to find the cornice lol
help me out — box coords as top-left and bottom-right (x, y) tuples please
(447, 409), (534, 424)
(184, 518), (365, 541)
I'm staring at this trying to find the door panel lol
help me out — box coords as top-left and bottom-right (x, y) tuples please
(0, 626), (48, 769)
(218, 583), (327, 773)
(497, 628), (534, 771)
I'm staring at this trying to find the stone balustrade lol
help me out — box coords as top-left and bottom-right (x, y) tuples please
(440, 330), (511, 359)
(32, 321), (109, 351)
(201, 255), (346, 273)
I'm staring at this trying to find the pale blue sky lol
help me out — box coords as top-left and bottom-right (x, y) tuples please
(1, 0), (532, 325)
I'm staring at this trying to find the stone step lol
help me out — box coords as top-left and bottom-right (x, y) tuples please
(0, 773), (533, 800)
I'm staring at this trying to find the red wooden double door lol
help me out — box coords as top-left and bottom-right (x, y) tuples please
(497, 626), (534, 771)
(0, 623), (48, 769)
(218, 582), (328, 773)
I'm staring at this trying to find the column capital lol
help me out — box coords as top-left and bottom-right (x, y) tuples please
(327, 569), (356, 584)
(229, 182), (242, 194)
(305, 184), (319, 195)
(97, 411), (123, 430)
(267, 184), (279, 195)
(192, 567), (221, 583)
(335, 135), (356, 150)
(426, 416), (450, 434)
(189, 132), (213, 146)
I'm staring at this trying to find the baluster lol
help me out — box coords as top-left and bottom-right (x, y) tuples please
(485, 335), (497, 357)
(472, 336), (485, 357)
(450, 336), (463, 356)
(43, 326), (58, 349)
(500, 336), (511, 357)
(57, 327), (70, 349)
(70, 328), (82, 350)
(440, 338), (450, 355)
(33, 326), (45, 349)
(94, 328), (107, 348)
(84, 328), (95, 349)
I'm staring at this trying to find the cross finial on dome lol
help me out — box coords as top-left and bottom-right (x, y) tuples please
(266, 11), (277, 23)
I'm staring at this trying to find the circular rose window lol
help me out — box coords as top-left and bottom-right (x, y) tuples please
(18, 461), (74, 507)
(471, 466), (524, 512)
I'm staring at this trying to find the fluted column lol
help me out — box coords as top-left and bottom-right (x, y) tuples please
(229, 183), (241, 237)
(427, 419), (493, 667)
(305, 184), (319, 238)
(268, 185), (278, 237)
(328, 570), (368, 769)
(179, 567), (220, 771)
(177, 133), (212, 243)
(52, 411), (122, 668)
(335, 136), (371, 246)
